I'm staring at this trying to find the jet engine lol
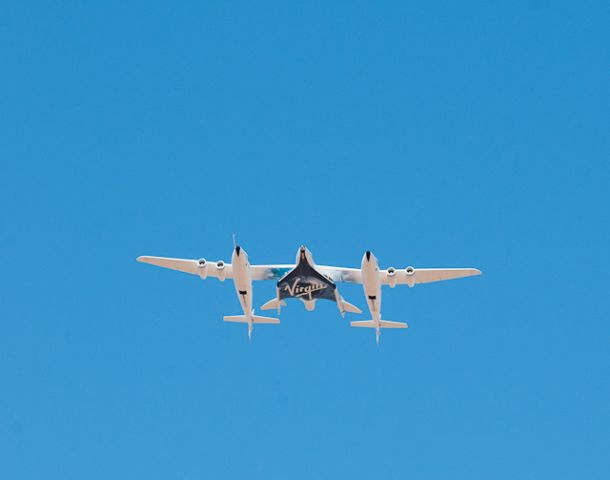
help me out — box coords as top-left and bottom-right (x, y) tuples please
(387, 267), (397, 288)
(405, 266), (415, 287)
(216, 260), (226, 281)
(197, 258), (207, 279)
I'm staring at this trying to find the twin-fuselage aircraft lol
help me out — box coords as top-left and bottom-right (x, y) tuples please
(137, 245), (481, 343)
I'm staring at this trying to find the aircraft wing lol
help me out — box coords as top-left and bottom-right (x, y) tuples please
(138, 257), (480, 286)
(380, 267), (481, 285)
(137, 256), (233, 279)
(137, 258), (299, 282)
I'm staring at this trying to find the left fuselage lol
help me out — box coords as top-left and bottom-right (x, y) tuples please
(231, 246), (252, 314)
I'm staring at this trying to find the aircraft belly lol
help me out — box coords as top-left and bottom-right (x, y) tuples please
(277, 263), (336, 302)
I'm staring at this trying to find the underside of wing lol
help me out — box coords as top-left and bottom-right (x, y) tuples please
(137, 256), (233, 279)
(381, 267), (481, 285)
(250, 265), (295, 281)
(411, 268), (481, 284)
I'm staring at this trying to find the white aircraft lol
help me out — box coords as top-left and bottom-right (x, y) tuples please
(137, 244), (481, 342)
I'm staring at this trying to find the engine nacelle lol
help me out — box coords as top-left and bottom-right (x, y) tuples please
(197, 258), (208, 279)
(387, 267), (397, 288)
(405, 266), (415, 287)
(215, 260), (226, 281)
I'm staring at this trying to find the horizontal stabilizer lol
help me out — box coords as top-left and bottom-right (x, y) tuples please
(223, 315), (280, 324)
(350, 320), (408, 329)
(350, 320), (375, 328)
(252, 315), (280, 324)
(260, 298), (287, 311)
(342, 299), (362, 314)
(223, 315), (248, 323)
(379, 320), (408, 329)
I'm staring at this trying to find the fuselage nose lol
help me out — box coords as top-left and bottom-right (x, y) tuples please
(362, 250), (378, 269)
(232, 245), (248, 264)
(297, 245), (312, 265)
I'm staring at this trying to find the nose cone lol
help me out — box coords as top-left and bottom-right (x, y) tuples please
(233, 245), (247, 263)
(362, 250), (377, 268)
(297, 245), (312, 264)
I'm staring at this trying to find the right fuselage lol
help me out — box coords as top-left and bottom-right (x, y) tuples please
(361, 250), (382, 321)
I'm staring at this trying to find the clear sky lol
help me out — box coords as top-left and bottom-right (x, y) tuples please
(1, 1), (609, 478)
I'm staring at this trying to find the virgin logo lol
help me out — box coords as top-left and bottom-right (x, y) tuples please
(283, 278), (326, 298)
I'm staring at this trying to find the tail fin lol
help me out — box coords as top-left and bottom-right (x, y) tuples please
(350, 320), (408, 329)
(223, 315), (280, 324)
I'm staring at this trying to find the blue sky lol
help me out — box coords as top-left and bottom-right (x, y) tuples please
(1, 1), (609, 478)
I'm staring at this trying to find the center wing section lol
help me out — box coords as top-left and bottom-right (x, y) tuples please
(250, 265), (362, 284)
(315, 265), (363, 284)
(250, 265), (294, 281)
